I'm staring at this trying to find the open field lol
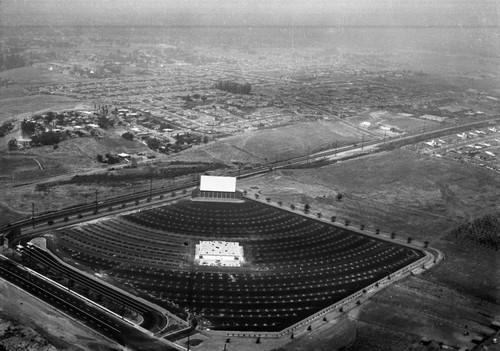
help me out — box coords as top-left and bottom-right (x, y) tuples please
(0, 66), (81, 86)
(175, 120), (368, 165)
(240, 148), (500, 240)
(0, 94), (82, 123)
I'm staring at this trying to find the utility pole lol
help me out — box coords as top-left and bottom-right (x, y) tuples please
(31, 202), (35, 229)
(149, 178), (153, 199)
(95, 189), (98, 213)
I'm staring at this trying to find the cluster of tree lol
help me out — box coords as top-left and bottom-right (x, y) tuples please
(180, 93), (208, 104)
(96, 153), (121, 164)
(7, 139), (18, 151)
(121, 131), (134, 141)
(450, 214), (500, 250)
(31, 131), (65, 146)
(143, 133), (208, 153)
(69, 163), (224, 186)
(174, 132), (208, 145)
(97, 115), (114, 129)
(94, 104), (111, 115)
(0, 53), (26, 72)
(21, 119), (38, 135)
(146, 137), (162, 151)
(0, 121), (14, 137)
(213, 80), (251, 95)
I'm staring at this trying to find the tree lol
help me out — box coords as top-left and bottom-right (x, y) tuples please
(360, 224), (365, 230)
(407, 237), (413, 244)
(7, 138), (18, 151)
(390, 231), (396, 239)
(331, 215), (336, 222)
(345, 219), (350, 226)
(337, 193), (343, 201)
(290, 204), (296, 210)
(277, 201), (283, 206)
(21, 119), (37, 135)
(317, 212), (322, 218)
(304, 204), (310, 213)
(121, 131), (134, 140)
(97, 115), (113, 129)
(424, 240), (429, 248)
(376, 228), (380, 235)
(146, 137), (161, 151)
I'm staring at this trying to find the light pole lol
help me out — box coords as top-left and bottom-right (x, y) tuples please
(31, 202), (35, 229)
(184, 241), (192, 351)
(149, 178), (153, 200)
(94, 189), (98, 213)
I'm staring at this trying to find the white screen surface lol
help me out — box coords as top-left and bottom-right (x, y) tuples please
(200, 176), (236, 192)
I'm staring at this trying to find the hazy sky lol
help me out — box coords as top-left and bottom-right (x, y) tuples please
(1, 0), (498, 26)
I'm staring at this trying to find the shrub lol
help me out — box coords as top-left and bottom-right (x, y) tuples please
(64, 217), (69, 222)
(77, 214), (83, 219)
(48, 220), (54, 225)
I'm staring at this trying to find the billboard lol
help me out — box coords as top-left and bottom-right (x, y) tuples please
(200, 176), (236, 192)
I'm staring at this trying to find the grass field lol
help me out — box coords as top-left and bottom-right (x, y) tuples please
(0, 95), (82, 123)
(240, 148), (500, 240)
(0, 66), (80, 85)
(175, 120), (368, 165)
